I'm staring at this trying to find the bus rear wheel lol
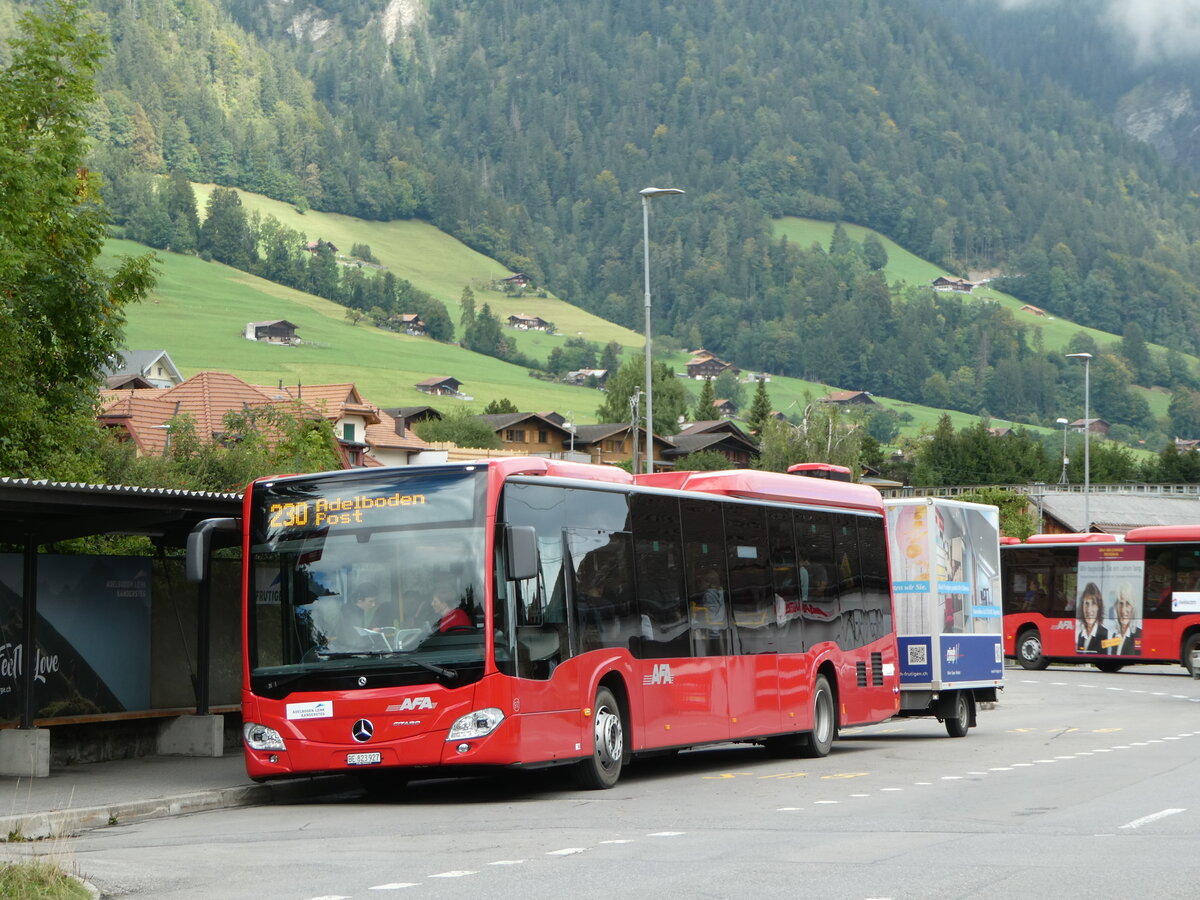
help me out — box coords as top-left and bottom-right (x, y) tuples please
(1183, 634), (1200, 677)
(572, 686), (624, 790)
(1017, 629), (1049, 670)
(797, 674), (836, 758)
(1093, 660), (1124, 673)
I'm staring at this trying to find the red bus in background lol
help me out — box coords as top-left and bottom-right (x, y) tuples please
(788, 462), (853, 482)
(1001, 526), (1200, 675)
(189, 458), (900, 791)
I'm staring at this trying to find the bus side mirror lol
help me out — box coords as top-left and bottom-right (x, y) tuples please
(505, 525), (538, 581)
(186, 517), (240, 583)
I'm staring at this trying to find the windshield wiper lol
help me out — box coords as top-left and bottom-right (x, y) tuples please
(314, 649), (458, 680)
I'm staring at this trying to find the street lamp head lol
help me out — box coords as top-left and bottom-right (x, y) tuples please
(1065, 352), (1093, 361)
(1056, 417), (1069, 425)
(639, 187), (685, 198)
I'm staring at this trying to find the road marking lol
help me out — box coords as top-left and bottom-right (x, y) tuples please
(429, 871), (477, 878)
(369, 884), (418, 890)
(1120, 808), (1185, 830)
(777, 806), (803, 811)
(600, 840), (632, 845)
(989, 767), (1014, 771)
(488, 861), (525, 866)
(814, 800), (840, 804)
(546, 849), (586, 857)
(648, 832), (685, 837)
(881, 787), (904, 791)
(941, 775), (963, 780)
(822, 772), (867, 780)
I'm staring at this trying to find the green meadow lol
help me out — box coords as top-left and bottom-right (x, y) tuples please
(106, 196), (1174, 445)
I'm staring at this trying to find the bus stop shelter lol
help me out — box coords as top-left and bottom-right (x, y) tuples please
(0, 477), (242, 776)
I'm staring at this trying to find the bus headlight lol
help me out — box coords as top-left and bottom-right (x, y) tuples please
(244, 722), (287, 751)
(446, 707), (505, 741)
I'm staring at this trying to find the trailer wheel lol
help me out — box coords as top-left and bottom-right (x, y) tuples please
(1017, 629), (1049, 670)
(797, 674), (836, 758)
(944, 691), (971, 738)
(572, 686), (624, 789)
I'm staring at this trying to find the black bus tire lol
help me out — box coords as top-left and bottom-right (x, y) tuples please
(1183, 634), (1200, 677)
(572, 686), (624, 790)
(797, 674), (836, 758)
(1017, 629), (1049, 670)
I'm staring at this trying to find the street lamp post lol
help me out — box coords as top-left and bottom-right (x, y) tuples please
(1066, 352), (1093, 531)
(640, 186), (684, 474)
(1056, 416), (1070, 485)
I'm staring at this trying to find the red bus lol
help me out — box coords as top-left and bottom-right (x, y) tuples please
(1002, 526), (1200, 675)
(188, 458), (900, 790)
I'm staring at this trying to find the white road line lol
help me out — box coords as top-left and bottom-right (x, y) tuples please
(777, 806), (803, 811)
(648, 832), (685, 837)
(429, 871), (477, 878)
(369, 884), (418, 891)
(488, 860), (525, 866)
(600, 840), (633, 844)
(547, 848), (586, 856)
(1119, 808), (1185, 830)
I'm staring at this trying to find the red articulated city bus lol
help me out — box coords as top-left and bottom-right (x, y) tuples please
(1002, 526), (1200, 675)
(188, 458), (900, 791)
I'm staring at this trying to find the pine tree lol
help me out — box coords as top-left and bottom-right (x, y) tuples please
(694, 377), (717, 420)
(746, 378), (773, 437)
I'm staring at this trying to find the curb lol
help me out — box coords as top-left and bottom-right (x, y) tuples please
(0, 774), (358, 841)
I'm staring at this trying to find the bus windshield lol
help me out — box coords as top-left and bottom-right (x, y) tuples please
(247, 468), (487, 693)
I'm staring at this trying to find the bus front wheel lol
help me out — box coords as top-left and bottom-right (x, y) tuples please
(1017, 629), (1049, 670)
(797, 674), (836, 758)
(572, 686), (624, 790)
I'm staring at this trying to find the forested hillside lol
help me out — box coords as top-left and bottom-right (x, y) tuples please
(18, 0), (1200, 441)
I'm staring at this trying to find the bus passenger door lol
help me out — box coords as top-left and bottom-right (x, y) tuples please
(498, 521), (581, 763)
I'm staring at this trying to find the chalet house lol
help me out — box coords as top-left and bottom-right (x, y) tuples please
(566, 368), (609, 388)
(1175, 438), (1200, 451)
(475, 412), (580, 457)
(416, 376), (467, 398)
(507, 314), (551, 332)
(98, 372), (325, 459)
(98, 373), (440, 469)
(713, 398), (738, 418)
(390, 313), (426, 336)
(685, 354), (738, 380)
(498, 273), (531, 289)
(362, 410), (439, 467)
(1071, 417), (1111, 437)
(1020, 304), (1047, 317)
(572, 423), (674, 470)
(818, 390), (878, 407)
(664, 420), (759, 468)
(102, 349), (184, 390)
(380, 406), (443, 427)
(303, 240), (338, 254)
(931, 276), (976, 292)
(245, 320), (300, 344)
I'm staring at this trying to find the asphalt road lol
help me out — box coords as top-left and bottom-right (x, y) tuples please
(29, 664), (1200, 899)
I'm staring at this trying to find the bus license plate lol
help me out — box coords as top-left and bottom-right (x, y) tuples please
(346, 752), (381, 766)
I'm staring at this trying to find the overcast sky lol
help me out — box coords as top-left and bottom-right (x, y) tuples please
(996, 0), (1200, 63)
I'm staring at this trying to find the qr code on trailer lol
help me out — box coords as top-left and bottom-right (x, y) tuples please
(907, 644), (928, 665)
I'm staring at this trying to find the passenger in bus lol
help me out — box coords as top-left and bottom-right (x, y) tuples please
(336, 581), (391, 648)
(432, 593), (472, 632)
(690, 567), (727, 656)
(1108, 585), (1142, 655)
(1075, 582), (1108, 653)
